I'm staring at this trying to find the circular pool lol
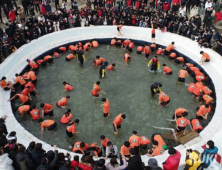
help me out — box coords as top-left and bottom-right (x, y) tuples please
(1, 26), (222, 168)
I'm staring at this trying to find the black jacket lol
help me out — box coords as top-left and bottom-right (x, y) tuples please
(0, 118), (8, 135)
(128, 155), (144, 170)
(16, 152), (35, 170)
(59, 166), (69, 170)
(31, 149), (46, 167)
(37, 163), (50, 170)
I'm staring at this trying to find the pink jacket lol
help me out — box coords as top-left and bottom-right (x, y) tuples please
(163, 150), (181, 170)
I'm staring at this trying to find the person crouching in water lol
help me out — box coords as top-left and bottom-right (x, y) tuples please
(148, 56), (160, 73)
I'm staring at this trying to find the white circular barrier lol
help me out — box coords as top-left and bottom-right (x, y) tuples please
(0, 26), (222, 169)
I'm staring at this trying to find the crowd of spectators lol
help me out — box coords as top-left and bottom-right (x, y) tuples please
(0, 114), (219, 170)
(0, 0), (222, 63)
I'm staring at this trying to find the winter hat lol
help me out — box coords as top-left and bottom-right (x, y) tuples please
(148, 158), (159, 168)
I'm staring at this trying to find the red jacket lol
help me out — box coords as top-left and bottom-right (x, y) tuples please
(41, 4), (46, 15)
(172, 0), (181, 5)
(215, 11), (222, 21)
(135, 1), (140, 10)
(163, 2), (170, 11)
(163, 150), (181, 170)
(9, 10), (16, 22)
(78, 163), (93, 170)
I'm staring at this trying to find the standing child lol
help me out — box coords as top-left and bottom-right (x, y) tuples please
(101, 98), (110, 117)
(117, 25), (123, 36)
(151, 28), (155, 41)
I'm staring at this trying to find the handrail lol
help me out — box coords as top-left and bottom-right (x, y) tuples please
(152, 126), (178, 141)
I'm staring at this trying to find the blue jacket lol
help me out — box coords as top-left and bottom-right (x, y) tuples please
(201, 147), (218, 167)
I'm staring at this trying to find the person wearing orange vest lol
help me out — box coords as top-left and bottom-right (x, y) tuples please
(58, 46), (67, 53)
(173, 108), (188, 120)
(147, 140), (165, 157)
(93, 59), (102, 67)
(25, 80), (37, 96)
(116, 39), (122, 46)
(178, 68), (189, 82)
(101, 98), (110, 117)
(65, 54), (75, 61)
(187, 83), (196, 93)
(136, 46), (144, 54)
(174, 57), (184, 64)
(21, 86), (32, 100)
(100, 135), (110, 152)
(30, 105), (40, 120)
(0, 77), (14, 91)
(40, 103), (54, 117)
(129, 131), (140, 153)
(124, 53), (132, 65)
(53, 52), (59, 58)
(191, 70), (204, 78)
(202, 86), (212, 95)
(143, 44), (151, 58)
(37, 59), (47, 66)
(193, 82), (203, 97)
(27, 71), (37, 83)
(96, 55), (107, 63)
(91, 81), (106, 98)
(72, 141), (89, 154)
(69, 45), (76, 51)
(200, 95), (214, 105)
(107, 63), (116, 71)
(66, 119), (79, 138)
(8, 93), (31, 105)
(195, 75), (205, 83)
(163, 64), (172, 75)
(190, 119), (203, 133)
(62, 81), (74, 92)
(156, 48), (164, 55)
(151, 28), (155, 41)
(22, 72), (28, 80)
(164, 42), (175, 56)
(14, 73), (27, 88)
(38, 118), (57, 131)
(127, 41), (134, 52)
(169, 52), (177, 60)
(188, 65), (200, 73)
(122, 39), (130, 49)
(158, 91), (170, 106)
(150, 43), (157, 52)
(44, 55), (53, 63)
(196, 104), (211, 120)
(83, 43), (91, 52)
(92, 40), (99, 48)
(139, 136), (150, 150)
(176, 112), (190, 135)
(120, 141), (131, 157)
(56, 96), (70, 108)
(27, 59), (39, 71)
(17, 105), (31, 115)
(117, 25), (123, 36)
(110, 38), (117, 46)
(113, 114), (126, 135)
(151, 133), (166, 148)
(60, 109), (73, 124)
(200, 51), (210, 65)
(90, 143), (102, 157)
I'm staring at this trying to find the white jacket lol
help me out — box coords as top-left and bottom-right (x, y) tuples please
(0, 153), (14, 170)
(53, 21), (60, 31)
